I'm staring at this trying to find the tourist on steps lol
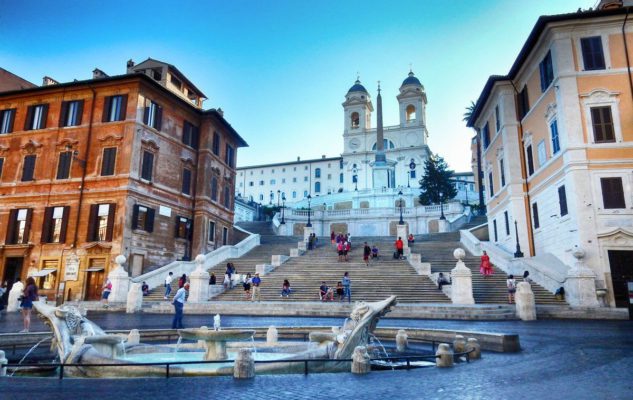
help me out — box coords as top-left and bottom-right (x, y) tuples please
(408, 233), (415, 245)
(342, 272), (351, 303)
(319, 281), (334, 301)
(101, 278), (112, 308)
(251, 273), (262, 302)
(395, 237), (404, 260)
(363, 242), (371, 266)
(371, 245), (379, 260)
(164, 272), (174, 299)
(20, 277), (38, 332)
(507, 275), (517, 304)
(330, 231), (335, 244)
(336, 282), (344, 301)
(281, 279), (291, 298)
(437, 273), (450, 290)
(337, 241), (345, 262)
(172, 283), (188, 329)
(141, 281), (149, 296)
(479, 251), (493, 277)
(243, 273), (252, 299)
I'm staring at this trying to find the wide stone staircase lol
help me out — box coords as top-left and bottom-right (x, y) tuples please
(214, 236), (451, 303)
(409, 231), (565, 305)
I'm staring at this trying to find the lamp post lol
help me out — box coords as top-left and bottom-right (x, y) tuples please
(513, 220), (524, 258)
(306, 194), (312, 227)
(280, 193), (286, 224)
(407, 171), (410, 188)
(276, 190), (280, 208)
(439, 191), (446, 220)
(269, 190), (273, 205)
(398, 190), (404, 225)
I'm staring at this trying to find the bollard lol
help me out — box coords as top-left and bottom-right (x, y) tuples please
(127, 329), (140, 346)
(435, 343), (454, 368)
(0, 350), (7, 377)
(351, 346), (371, 374)
(453, 335), (466, 353)
(467, 338), (481, 360)
(267, 326), (278, 344)
(233, 348), (255, 379)
(396, 329), (408, 353)
(515, 282), (537, 321)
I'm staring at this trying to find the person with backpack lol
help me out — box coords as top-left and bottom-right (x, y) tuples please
(507, 274), (517, 304)
(20, 277), (38, 332)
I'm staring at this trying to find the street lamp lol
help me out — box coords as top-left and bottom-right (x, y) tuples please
(398, 190), (404, 225)
(514, 220), (524, 258)
(277, 190), (280, 208)
(280, 193), (286, 224)
(306, 194), (312, 227)
(269, 190), (274, 205)
(439, 191), (446, 220)
(407, 171), (410, 188)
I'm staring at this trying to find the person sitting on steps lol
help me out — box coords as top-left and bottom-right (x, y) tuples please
(371, 245), (379, 260)
(319, 281), (334, 301)
(437, 273), (450, 290)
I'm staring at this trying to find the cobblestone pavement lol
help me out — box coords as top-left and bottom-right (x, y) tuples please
(1, 310), (632, 399)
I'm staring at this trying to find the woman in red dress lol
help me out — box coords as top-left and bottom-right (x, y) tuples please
(480, 251), (493, 277)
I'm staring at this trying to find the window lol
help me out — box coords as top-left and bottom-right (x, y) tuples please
(315, 182), (321, 193)
(339, 173), (344, 183)
(56, 151), (72, 179)
(211, 177), (218, 201)
(282, 168), (286, 172)
(304, 176), (308, 182)
(282, 178), (286, 183)
(182, 121), (199, 149)
(259, 180), (264, 186)
(143, 100), (162, 130)
(304, 166), (308, 170)
(590, 106), (615, 143)
(223, 186), (231, 208)
(371, 139), (396, 150)
(225, 144), (235, 167)
(550, 120), (560, 154)
(532, 203), (540, 229)
(410, 170), (416, 179)
(352, 175), (358, 183)
(539, 50), (554, 92)
(493, 219), (498, 242)
(517, 86), (530, 120)
(102, 95), (127, 122)
(270, 179), (276, 185)
(208, 221), (215, 242)
(303, 190), (308, 197)
(526, 145), (534, 176)
(212, 132), (220, 155)
(0, 109), (16, 134)
(259, 194), (263, 201)
(21, 154), (36, 181)
(488, 172), (494, 198)
(249, 181), (254, 187)
(293, 177), (297, 183)
(482, 123), (490, 149)
(339, 159), (343, 169)
(537, 140), (546, 166)
(222, 227), (228, 245)
(351, 112), (359, 128)
(494, 105), (500, 132)
(182, 168), (192, 195)
(60, 100), (84, 127)
(271, 169), (275, 173)
(6, 208), (33, 244)
(315, 168), (321, 178)
(141, 151), (154, 181)
(504, 211), (510, 236)
(87, 203), (116, 242)
(24, 104), (48, 130)
(170, 75), (182, 89)
(292, 191), (297, 198)
(175, 216), (193, 239)
(327, 174), (331, 180)
(580, 36), (605, 70)
(101, 147), (117, 176)
(0, 158), (4, 179)
(558, 185), (568, 216)
(601, 177), (625, 209)
(406, 105), (416, 121)
(132, 205), (155, 232)
(499, 159), (506, 187)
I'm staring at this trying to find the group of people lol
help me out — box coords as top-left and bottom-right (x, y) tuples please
(333, 232), (352, 262)
(307, 233), (318, 250)
(319, 272), (351, 303)
(480, 250), (534, 304)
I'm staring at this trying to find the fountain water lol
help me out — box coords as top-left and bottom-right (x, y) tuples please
(10, 336), (52, 376)
(172, 337), (183, 358)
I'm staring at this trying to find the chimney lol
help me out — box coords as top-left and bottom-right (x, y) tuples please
(42, 76), (59, 86)
(297, 157), (300, 161)
(217, 107), (224, 117)
(127, 59), (135, 69)
(93, 68), (109, 79)
(322, 155), (326, 159)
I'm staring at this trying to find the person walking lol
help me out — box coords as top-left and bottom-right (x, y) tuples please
(251, 273), (262, 302)
(395, 237), (404, 260)
(363, 242), (371, 267)
(243, 273), (252, 299)
(164, 272), (174, 299)
(101, 278), (112, 308)
(507, 275), (517, 304)
(20, 277), (38, 332)
(342, 272), (351, 303)
(178, 273), (188, 288)
(172, 283), (188, 329)
(330, 231), (335, 245)
(479, 251), (493, 277)
(337, 241), (344, 262)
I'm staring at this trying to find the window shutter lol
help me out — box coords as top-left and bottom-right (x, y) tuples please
(182, 122), (191, 146)
(59, 101), (69, 127)
(5, 209), (17, 244)
(105, 203), (116, 241)
(143, 104), (149, 125)
(192, 126), (199, 149)
(59, 206), (70, 243)
(119, 95), (128, 121)
(41, 207), (53, 243)
(532, 203), (540, 229)
(24, 106), (34, 130)
(146, 208), (155, 233)
(141, 151), (153, 181)
(155, 106), (162, 131)
(76, 100), (84, 125)
(39, 104), (49, 129)
(187, 218), (194, 241)
(131, 204), (140, 230)
(7, 109), (15, 133)
(57, 152), (72, 179)
(22, 208), (33, 244)
(175, 217), (181, 238)
(102, 96), (112, 122)
(22, 155), (36, 181)
(86, 204), (98, 241)
(558, 186), (568, 216)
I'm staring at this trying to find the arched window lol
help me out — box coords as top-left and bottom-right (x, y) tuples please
(371, 139), (395, 150)
(315, 168), (321, 178)
(406, 105), (416, 121)
(315, 182), (321, 193)
(351, 112), (360, 128)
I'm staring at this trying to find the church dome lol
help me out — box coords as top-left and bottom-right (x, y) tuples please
(347, 79), (368, 94)
(401, 71), (422, 87)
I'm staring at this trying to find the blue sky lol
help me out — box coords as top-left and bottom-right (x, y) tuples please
(1, 0), (596, 171)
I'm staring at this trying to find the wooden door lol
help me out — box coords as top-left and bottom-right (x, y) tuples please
(608, 250), (633, 307)
(85, 258), (106, 300)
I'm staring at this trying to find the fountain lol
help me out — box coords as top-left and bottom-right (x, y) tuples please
(178, 327), (255, 361)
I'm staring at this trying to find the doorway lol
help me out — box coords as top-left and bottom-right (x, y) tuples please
(608, 250), (633, 307)
(85, 258), (106, 301)
(2, 257), (24, 291)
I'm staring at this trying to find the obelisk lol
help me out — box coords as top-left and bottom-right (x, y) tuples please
(372, 82), (394, 189)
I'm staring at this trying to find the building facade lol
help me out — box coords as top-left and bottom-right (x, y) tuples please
(0, 59), (246, 301)
(467, 4), (633, 307)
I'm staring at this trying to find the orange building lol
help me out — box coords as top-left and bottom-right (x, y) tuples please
(0, 59), (247, 302)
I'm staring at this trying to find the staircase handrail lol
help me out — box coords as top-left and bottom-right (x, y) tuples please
(459, 227), (485, 256)
(131, 230), (261, 290)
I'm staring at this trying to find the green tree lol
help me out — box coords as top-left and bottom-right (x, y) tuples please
(418, 154), (457, 205)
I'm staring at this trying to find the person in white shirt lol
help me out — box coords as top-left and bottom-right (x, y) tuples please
(164, 272), (174, 300)
(172, 282), (188, 329)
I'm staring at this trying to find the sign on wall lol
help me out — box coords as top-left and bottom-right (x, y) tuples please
(64, 253), (80, 281)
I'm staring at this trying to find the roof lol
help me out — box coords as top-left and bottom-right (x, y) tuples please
(467, 6), (632, 127)
(237, 156), (343, 170)
(132, 58), (207, 99)
(0, 67), (36, 93)
(347, 79), (368, 94)
(401, 71), (421, 87)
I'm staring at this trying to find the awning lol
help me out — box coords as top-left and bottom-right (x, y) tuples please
(29, 269), (57, 277)
(85, 267), (104, 272)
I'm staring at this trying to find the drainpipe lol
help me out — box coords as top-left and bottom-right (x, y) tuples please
(623, 9), (633, 109)
(475, 129), (484, 209)
(510, 81), (535, 257)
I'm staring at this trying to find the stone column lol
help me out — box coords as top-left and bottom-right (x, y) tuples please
(450, 248), (475, 304)
(438, 219), (449, 233)
(7, 281), (24, 312)
(515, 282), (537, 321)
(351, 346), (371, 374)
(108, 255), (129, 303)
(233, 348), (255, 379)
(397, 224), (409, 249)
(564, 247), (599, 307)
(435, 343), (453, 367)
(396, 330), (408, 352)
(453, 335), (466, 353)
(127, 329), (141, 346)
(126, 282), (143, 314)
(466, 338), (481, 360)
(188, 255), (210, 303)
(0, 350), (7, 377)
(303, 226), (314, 242)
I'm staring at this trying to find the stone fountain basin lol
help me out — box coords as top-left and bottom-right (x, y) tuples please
(177, 329), (255, 341)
